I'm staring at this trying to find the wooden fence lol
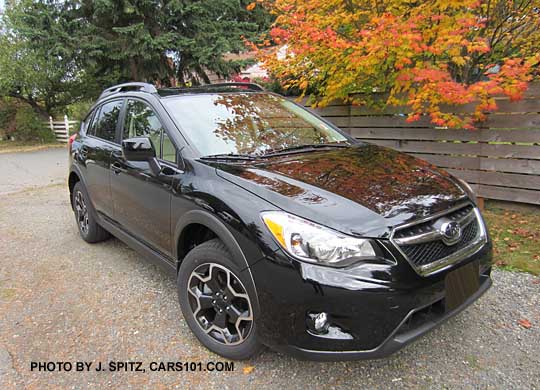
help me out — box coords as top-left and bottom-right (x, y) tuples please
(302, 83), (540, 206)
(46, 115), (77, 143)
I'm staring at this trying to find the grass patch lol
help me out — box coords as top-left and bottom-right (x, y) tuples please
(0, 140), (64, 154)
(483, 206), (540, 276)
(0, 286), (16, 300)
(465, 354), (481, 370)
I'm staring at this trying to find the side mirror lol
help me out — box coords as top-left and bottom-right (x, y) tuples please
(122, 137), (156, 162)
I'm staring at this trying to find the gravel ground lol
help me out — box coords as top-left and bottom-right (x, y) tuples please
(0, 155), (539, 389)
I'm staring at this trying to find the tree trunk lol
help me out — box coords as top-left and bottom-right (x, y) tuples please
(9, 93), (50, 119)
(129, 58), (139, 81)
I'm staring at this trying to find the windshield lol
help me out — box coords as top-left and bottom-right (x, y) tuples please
(163, 93), (349, 156)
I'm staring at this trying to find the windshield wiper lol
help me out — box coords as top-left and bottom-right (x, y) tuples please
(262, 142), (350, 157)
(200, 153), (258, 161)
(200, 142), (350, 160)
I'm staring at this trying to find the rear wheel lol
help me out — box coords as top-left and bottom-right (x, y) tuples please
(72, 182), (110, 243)
(177, 239), (263, 360)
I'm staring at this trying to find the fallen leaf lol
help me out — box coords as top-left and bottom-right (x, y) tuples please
(243, 366), (255, 374)
(514, 228), (532, 237)
(518, 319), (532, 329)
(533, 279), (540, 284)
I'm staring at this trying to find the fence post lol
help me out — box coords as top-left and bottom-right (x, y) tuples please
(49, 116), (54, 132)
(64, 115), (70, 136)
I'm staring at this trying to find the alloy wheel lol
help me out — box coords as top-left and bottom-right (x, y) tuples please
(75, 190), (89, 235)
(187, 263), (253, 345)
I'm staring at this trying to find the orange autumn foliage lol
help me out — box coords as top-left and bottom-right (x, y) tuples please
(252, 0), (540, 129)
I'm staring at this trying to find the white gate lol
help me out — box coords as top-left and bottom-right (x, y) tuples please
(47, 115), (78, 143)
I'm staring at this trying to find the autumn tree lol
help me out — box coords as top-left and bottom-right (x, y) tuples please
(253, 0), (540, 128)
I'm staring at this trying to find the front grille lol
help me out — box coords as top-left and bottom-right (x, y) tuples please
(393, 205), (474, 242)
(392, 204), (482, 272)
(398, 221), (479, 267)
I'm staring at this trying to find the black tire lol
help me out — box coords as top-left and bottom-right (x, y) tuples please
(177, 238), (263, 360)
(72, 182), (110, 243)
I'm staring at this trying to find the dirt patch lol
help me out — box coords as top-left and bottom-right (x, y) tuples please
(0, 141), (65, 154)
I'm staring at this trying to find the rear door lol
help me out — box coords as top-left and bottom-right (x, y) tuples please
(110, 98), (180, 257)
(83, 99), (124, 218)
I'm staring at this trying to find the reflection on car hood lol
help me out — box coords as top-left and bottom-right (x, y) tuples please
(212, 144), (467, 238)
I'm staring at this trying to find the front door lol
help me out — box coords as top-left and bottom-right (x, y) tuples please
(110, 99), (179, 257)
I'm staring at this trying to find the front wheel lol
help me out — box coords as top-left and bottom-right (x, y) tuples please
(177, 239), (263, 360)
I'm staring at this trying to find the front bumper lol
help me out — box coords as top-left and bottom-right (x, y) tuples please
(249, 239), (493, 361)
(275, 273), (491, 361)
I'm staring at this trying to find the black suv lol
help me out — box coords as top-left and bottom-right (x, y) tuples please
(68, 82), (492, 360)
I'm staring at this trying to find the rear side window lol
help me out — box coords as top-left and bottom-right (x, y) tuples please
(80, 114), (91, 134)
(86, 108), (100, 136)
(93, 100), (123, 142)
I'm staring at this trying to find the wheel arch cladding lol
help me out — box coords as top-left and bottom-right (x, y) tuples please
(174, 210), (250, 273)
(68, 170), (81, 208)
(68, 164), (88, 195)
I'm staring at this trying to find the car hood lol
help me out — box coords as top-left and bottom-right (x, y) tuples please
(212, 144), (467, 238)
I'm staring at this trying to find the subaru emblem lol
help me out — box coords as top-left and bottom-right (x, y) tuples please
(439, 220), (462, 245)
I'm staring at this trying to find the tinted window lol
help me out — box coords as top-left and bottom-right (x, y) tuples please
(87, 108), (100, 136)
(123, 100), (163, 152)
(81, 111), (93, 135)
(162, 131), (176, 163)
(163, 93), (348, 156)
(94, 101), (122, 142)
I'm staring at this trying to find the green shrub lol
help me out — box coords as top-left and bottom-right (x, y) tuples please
(0, 98), (17, 139)
(13, 106), (55, 143)
(66, 100), (93, 122)
(0, 99), (55, 143)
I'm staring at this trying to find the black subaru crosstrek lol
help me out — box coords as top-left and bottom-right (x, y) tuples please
(68, 82), (492, 360)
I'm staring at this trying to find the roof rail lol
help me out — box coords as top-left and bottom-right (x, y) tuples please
(158, 82), (265, 96)
(203, 82), (264, 91)
(99, 82), (158, 99)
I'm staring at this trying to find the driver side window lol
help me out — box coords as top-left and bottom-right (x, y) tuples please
(123, 100), (162, 152)
(123, 100), (176, 163)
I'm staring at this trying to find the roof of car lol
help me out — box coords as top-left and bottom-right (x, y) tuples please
(98, 82), (265, 100)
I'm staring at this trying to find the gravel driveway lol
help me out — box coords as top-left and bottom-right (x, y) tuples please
(0, 149), (539, 389)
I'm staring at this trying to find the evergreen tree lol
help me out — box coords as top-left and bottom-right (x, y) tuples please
(0, 0), (271, 116)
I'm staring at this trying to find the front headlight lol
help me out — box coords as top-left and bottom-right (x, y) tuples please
(261, 211), (377, 266)
(456, 177), (477, 203)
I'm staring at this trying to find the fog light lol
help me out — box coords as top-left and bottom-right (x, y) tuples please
(307, 312), (329, 334)
(314, 312), (328, 331)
